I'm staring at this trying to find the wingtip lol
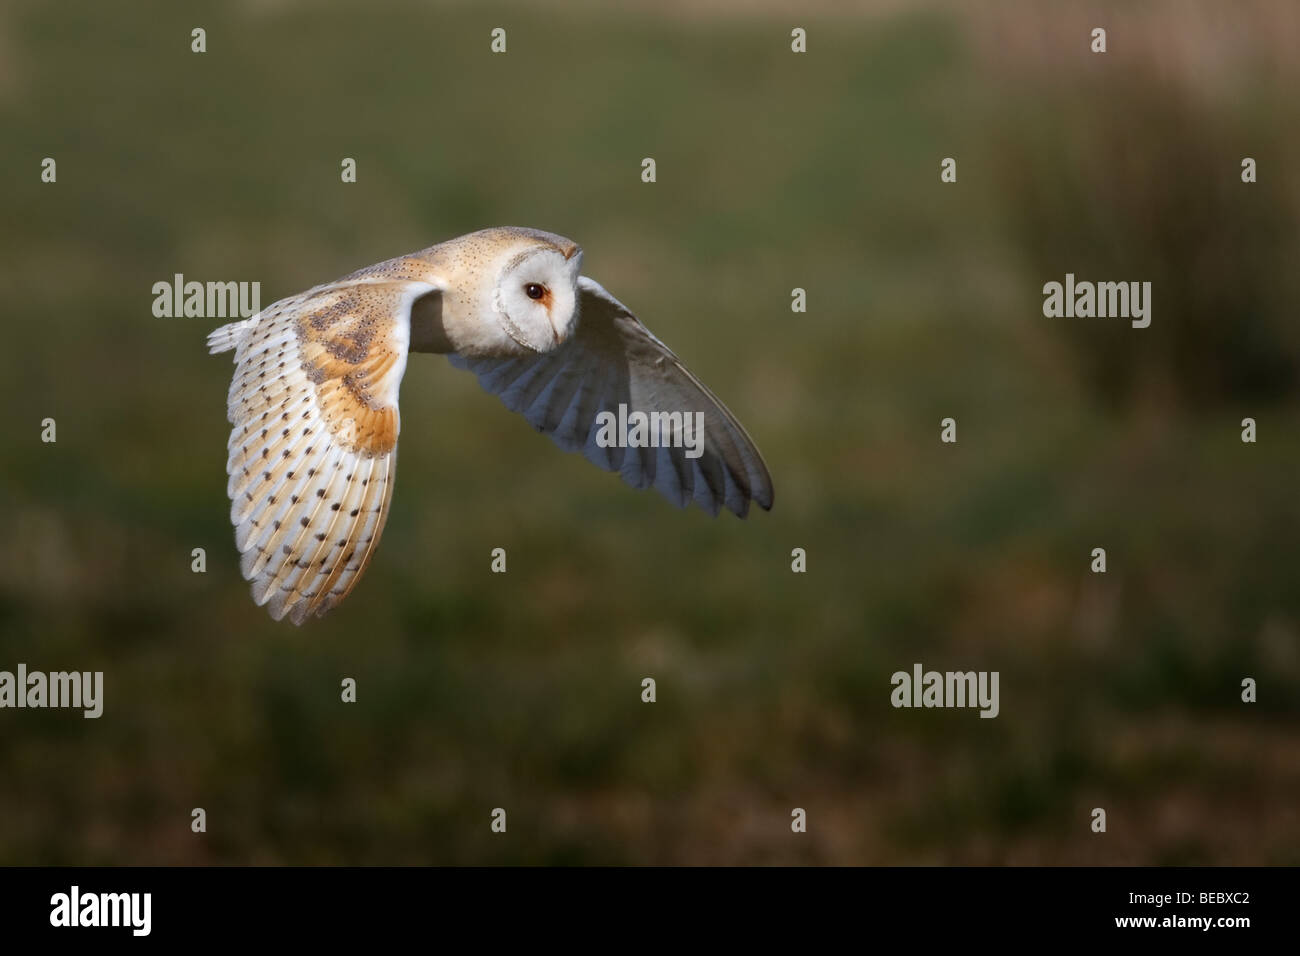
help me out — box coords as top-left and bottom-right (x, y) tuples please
(728, 483), (774, 518)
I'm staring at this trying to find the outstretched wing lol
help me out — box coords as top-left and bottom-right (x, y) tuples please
(209, 268), (441, 624)
(449, 276), (773, 517)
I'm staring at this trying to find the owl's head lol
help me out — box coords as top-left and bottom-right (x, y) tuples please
(488, 228), (584, 354)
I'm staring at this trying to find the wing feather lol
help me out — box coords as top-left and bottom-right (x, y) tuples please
(449, 276), (773, 517)
(209, 265), (440, 623)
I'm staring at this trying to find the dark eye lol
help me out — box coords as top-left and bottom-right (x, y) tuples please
(525, 283), (545, 300)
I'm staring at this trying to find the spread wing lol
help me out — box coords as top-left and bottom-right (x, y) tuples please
(209, 266), (441, 624)
(449, 276), (774, 517)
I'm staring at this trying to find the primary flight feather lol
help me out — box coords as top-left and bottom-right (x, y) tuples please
(209, 227), (774, 624)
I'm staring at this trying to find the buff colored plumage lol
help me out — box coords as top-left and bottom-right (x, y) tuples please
(210, 227), (773, 624)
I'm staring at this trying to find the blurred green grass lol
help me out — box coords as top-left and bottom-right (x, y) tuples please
(0, 0), (1297, 864)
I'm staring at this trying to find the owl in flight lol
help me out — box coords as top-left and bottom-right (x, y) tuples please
(209, 227), (774, 624)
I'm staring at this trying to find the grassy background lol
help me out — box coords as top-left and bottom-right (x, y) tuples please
(0, 0), (1297, 864)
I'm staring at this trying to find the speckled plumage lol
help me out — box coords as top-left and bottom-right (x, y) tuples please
(210, 227), (773, 624)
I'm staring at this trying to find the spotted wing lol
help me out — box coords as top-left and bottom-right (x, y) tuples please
(209, 270), (440, 624)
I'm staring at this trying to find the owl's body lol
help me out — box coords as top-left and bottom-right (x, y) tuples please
(210, 227), (773, 624)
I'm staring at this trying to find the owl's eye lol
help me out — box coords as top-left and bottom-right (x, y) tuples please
(525, 283), (545, 300)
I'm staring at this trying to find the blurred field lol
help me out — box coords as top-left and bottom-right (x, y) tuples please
(0, 0), (1297, 864)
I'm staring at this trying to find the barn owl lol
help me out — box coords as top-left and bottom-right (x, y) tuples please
(209, 227), (774, 624)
